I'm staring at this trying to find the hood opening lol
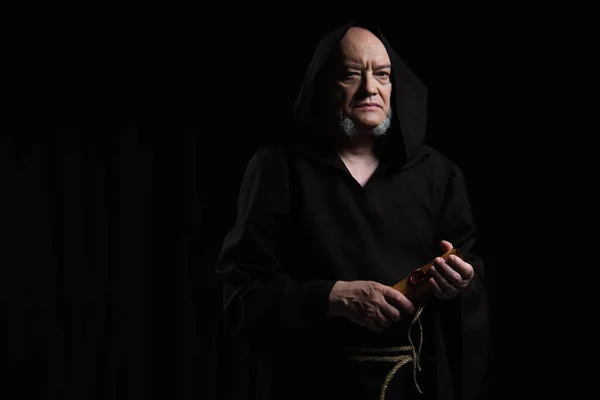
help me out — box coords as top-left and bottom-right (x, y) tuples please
(289, 17), (428, 168)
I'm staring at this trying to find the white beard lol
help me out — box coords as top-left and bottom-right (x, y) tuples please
(339, 108), (392, 138)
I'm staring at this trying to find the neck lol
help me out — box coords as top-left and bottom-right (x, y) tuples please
(337, 134), (376, 159)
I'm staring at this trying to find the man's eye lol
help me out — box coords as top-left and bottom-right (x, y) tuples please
(344, 72), (361, 79)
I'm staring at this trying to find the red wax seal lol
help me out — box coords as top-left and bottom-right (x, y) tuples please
(408, 269), (427, 286)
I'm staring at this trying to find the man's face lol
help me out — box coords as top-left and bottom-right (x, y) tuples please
(326, 27), (393, 133)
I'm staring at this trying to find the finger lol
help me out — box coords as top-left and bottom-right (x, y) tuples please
(433, 257), (464, 288)
(368, 319), (385, 332)
(356, 317), (380, 332)
(378, 315), (393, 328)
(429, 266), (459, 297)
(371, 307), (392, 328)
(383, 286), (416, 314)
(447, 255), (474, 281)
(429, 277), (452, 299)
(359, 319), (376, 331)
(380, 302), (402, 322)
(440, 240), (453, 252)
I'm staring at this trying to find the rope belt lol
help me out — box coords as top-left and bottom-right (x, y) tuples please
(347, 302), (426, 400)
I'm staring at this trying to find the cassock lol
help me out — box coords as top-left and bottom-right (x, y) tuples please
(215, 17), (489, 400)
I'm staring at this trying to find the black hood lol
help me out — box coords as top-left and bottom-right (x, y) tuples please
(291, 18), (428, 167)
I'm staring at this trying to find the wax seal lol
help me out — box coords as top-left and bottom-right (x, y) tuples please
(408, 269), (428, 286)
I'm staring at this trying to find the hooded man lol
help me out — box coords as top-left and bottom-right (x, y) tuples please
(215, 18), (489, 400)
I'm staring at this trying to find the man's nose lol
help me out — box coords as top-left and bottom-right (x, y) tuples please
(360, 73), (377, 96)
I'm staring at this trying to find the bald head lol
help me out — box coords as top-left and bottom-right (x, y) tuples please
(319, 27), (393, 138)
(339, 27), (391, 69)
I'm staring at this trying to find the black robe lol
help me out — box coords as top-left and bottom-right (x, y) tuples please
(215, 18), (489, 400)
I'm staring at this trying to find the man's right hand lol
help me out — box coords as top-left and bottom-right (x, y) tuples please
(327, 280), (416, 332)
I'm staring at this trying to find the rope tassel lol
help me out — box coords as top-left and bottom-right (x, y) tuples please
(408, 301), (426, 394)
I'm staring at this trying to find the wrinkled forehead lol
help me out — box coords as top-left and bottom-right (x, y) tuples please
(336, 27), (391, 67)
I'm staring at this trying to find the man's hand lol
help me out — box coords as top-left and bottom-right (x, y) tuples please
(429, 240), (475, 300)
(328, 280), (415, 332)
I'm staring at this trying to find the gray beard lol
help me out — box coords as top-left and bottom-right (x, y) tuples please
(339, 109), (392, 138)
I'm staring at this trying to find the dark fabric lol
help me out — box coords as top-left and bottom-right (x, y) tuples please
(1, 122), (227, 400)
(215, 17), (489, 400)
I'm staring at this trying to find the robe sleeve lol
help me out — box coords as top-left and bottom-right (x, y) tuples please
(436, 162), (490, 400)
(215, 146), (337, 340)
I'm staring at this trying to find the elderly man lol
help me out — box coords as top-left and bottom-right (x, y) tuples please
(216, 19), (489, 400)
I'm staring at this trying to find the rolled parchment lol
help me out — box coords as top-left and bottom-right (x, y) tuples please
(391, 248), (463, 302)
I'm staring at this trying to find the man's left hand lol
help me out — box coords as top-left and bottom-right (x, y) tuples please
(428, 240), (474, 300)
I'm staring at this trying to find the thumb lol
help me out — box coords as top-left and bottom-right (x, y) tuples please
(440, 240), (453, 252)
